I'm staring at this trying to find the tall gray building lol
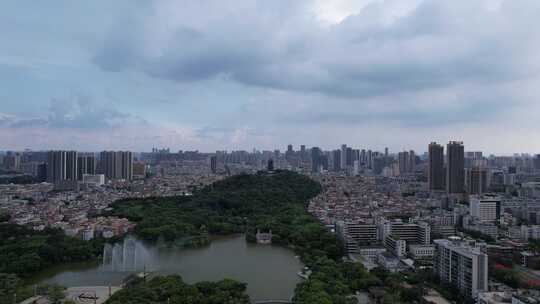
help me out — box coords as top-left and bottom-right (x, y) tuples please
(409, 150), (416, 172)
(534, 154), (540, 170)
(332, 149), (341, 171)
(466, 167), (488, 195)
(397, 150), (415, 175)
(210, 155), (217, 173)
(340, 144), (347, 169)
(77, 153), (96, 181)
(311, 147), (322, 173)
(428, 142), (445, 191)
(398, 151), (410, 175)
(346, 147), (353, 167)
(46, 151), (77, 184)
(446, 141), (465, 194)
(100, 151), (133, 181)
(366, 150), (373, 169)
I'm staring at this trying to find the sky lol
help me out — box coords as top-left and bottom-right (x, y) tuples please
(1, 0), (540, 154)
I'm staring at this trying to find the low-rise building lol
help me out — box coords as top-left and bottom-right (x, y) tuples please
(520, 225), (540, 240)
(358, 246), (386, 262)
(408, 244), (435, 260)
(385, 235), (406, 257)
(377, 252), (400, 272)
(477, 291), (512, 304)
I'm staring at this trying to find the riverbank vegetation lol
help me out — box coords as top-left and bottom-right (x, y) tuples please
(0, 223), (105, 277)
(0, 221), (112, 302)
(106, 275), (250, 304)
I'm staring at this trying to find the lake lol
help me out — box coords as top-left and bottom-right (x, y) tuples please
(29, 235), (304, 301)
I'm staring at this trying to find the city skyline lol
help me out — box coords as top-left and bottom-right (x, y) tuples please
(0, 141), (539, 157)
(2, 1), (540, 153)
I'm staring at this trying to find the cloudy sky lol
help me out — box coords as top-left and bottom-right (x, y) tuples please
(1, 0), (539, 154)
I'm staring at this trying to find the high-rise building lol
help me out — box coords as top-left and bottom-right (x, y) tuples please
(353, 160), (359, 176)
(534, 154), (540, 170)
(346, 147), (353, 167)
(332, 150), (341, 171)
(466, 167), (488, 195)
(340, 144), (347, 169)
(3, 152), (21, 171)
(434, 238), (488, 298)
(47, 151), (64, 183)
(77, 154), (96, 181)
(37, 163), (47, 182)
(429, 142), (445, 191)
(65, 151), (77, 181)
(267, 159), (274, 171)
(210, 156), (217, 173)
(360, 149), (366, 167)
(120, 151), (133, 180)
(285, 144), (294, 162)
(46, 151), (77, 184)
(409, 150), (416, 172)
(398, 151), (410, 175)
(353, 149), (360, 163)
(311, 147), (322, 173)
(446, 141), (465, 194)
(100, 151), (133, 181)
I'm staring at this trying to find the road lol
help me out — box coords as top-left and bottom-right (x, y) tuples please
(66, 286), (122, 304)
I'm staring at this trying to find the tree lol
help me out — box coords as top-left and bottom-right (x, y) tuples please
(47, 284), (66, 304)
(0, 211), (10, 222)
(0, 273), (20, 303)
(530, 239), (540, 255)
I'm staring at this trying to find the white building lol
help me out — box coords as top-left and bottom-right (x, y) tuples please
(463, 216), (499, 240)
(520, 225), (540, 240)
(379, 220), (431, 245)
(82, 174), (105, 186)
(408, 244), (435, 260)
(434, 238), (488, 299)
(385, 235), (407, 257)
(337, 221), (378, 248)
(82, 228), (94, 241)
(353, 160), (360, 176)
(470, 196), (501, 222)
(358, 247), (387, 262)
(377, 252), (400, 272)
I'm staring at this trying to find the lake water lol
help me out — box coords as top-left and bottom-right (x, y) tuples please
(29, 235), (303, 301)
